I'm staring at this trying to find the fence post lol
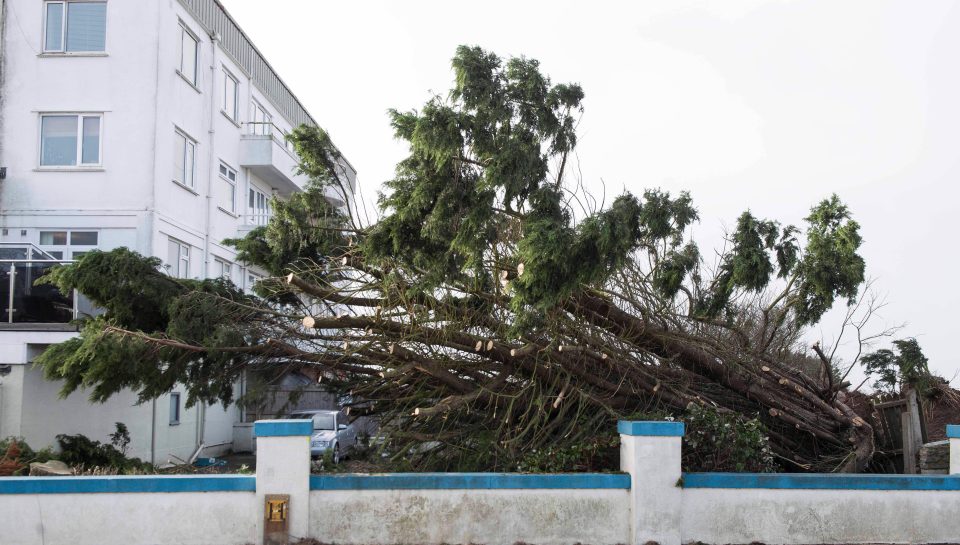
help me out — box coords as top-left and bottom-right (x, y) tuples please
(254, 419), (313, 545)
(948, 425), (960, 474)
(619, 420), (685, 545)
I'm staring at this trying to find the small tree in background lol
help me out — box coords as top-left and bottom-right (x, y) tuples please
(862, 338), (934, 394)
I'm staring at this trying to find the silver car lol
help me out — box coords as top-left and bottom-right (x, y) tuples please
(286, 409), (357, 463)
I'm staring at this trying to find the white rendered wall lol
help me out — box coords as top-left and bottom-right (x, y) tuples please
(682, 487), (960, 544)
(0, 0), (320, 458)
(308, 488), (630, 545)
(0, 491), (256, 545)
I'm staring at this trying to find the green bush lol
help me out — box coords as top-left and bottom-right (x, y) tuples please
(515, 433), (620, 473)
(514, 404), (778, 473)
(682, 404), (778, 473)
(56, 423), (152, 472)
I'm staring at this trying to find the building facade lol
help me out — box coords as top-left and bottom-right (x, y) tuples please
(0, 0), (354, 464)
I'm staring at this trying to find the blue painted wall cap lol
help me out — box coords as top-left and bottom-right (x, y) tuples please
(947, 424), (960, 438)
(254, 419), (313, 437)
(617, 420), (685, 436)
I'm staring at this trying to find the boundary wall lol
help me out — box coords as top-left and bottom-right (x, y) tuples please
(1, 421), (959, 545)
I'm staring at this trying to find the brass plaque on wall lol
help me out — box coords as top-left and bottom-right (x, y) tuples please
(264, 494), (290, 545)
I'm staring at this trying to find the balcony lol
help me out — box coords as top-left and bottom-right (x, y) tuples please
(236, 212), (273, 236)
(239, 122), (307, 195)
(0, 244), (90, 331)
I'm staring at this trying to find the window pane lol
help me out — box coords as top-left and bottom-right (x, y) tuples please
(45, 3), (65, 51)
(181, 30), (198, 84)
(70, 231), (98, 245)
(219, 178), (235, 212)
(46, 251), (65, 260)
(173, 133), (185, 183)
(185, 141), (195, 187)
(41, 115), (78, 166)
(81, 116), (100, 164)
(219, 164), (227, 176)
(40, 231), (68, 245)
(224, 75), (237, 118)
(65, 2), (106, 52)
(170, 393), (180, 424)
(167, 239), (178, 273)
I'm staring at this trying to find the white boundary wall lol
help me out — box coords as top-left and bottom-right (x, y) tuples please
(683, 488), (960, 544)
(2, 490), (256, 545)
(309, 489), (629, 545)
(2, 420), (960, 545)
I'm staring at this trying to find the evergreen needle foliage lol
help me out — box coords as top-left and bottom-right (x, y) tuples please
(37, 46), (877, 472)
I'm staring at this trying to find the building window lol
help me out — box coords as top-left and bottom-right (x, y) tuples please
(39, 230), (99, 259)
(40, 114), (101, 167)
(248, 186), (271, 225)
(173, 130), (196, 189)
(223, 69), (239, 121)
(246, 271), (262, 294)
(169, 392), (181, 425)
(178, 23), (199, 86)
(218, 161), (237, 213)
(166, 237), (190, 278)
(43, 1), (107, 53)
(214, 258), (232, 280)
(249, 100), (271, 135)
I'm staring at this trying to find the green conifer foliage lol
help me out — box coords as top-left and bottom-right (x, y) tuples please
(35, 46), (878, 473)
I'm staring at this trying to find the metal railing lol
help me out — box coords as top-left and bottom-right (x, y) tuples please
(242, 213), (273, 226)
(0, 243), (83, 324)
(243, 121), (296, 154)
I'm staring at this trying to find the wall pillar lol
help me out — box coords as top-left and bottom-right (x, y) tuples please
(619, 420), (684, 545)
(948, 425), (960, 474)
(254, 419), (312, 544)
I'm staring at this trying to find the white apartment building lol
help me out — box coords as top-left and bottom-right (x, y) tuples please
(0, 0), (355, 464)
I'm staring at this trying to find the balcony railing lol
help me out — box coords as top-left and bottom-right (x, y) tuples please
(245, 121), (296, 154)
(0, 244), (87, 326)
(242, 213), (273, 227)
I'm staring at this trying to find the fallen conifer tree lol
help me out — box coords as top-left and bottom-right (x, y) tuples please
(39, 46), (885, 472)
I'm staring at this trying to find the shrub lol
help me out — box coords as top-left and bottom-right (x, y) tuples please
(515, 404), (778, 473)
(56, 423), (152, 472)
(0, 437), (58, 475)
(682, 404), (778, 473)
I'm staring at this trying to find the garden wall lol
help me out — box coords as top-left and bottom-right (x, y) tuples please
(1, 421), (959, 545)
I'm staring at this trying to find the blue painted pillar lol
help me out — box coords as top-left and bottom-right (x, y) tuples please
(619, 420), (685, 545)
(948, 425), (960, 474)
(254, 419), (313, 544)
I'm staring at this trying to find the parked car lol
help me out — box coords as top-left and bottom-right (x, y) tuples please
(284, 409), (357, 463)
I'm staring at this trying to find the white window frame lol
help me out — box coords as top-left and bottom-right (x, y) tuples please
(214, 257), (232, 281)
(222, 67), (239, 122)
(249, 99), (272, 136)
(167, 237), (191, 279)
(173, 129), (197, 189)
(38, 113), (103, 168)
(38, 229), (99, 260)
(246, 271), (262, 294)
(169, 392), (181, 425)
(42, 1), (108, 54)
(177, 22), (200, 86)
(218, 161), (238, 213)
(248, 184), (271, 225)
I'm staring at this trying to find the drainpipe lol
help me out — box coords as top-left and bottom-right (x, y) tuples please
(195, 31), (221, 453)
(203, 32), (218, 283)
(150, 398), (157, 466)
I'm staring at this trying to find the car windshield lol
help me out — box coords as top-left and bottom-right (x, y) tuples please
(289, 413), (335, 431)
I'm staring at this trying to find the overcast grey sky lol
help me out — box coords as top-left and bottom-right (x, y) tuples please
(222, 0), (960, 387)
